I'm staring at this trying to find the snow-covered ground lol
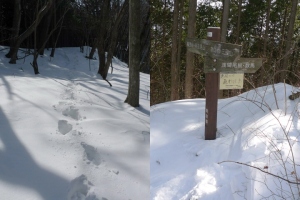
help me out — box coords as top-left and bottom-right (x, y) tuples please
(0, 46), (149, 200)
(151, 83), (300, 199)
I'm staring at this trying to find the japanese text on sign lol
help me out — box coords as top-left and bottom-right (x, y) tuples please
(221, 62), (255, 69)
(219, 73), (244, 89)
(186, 40), (241, 57)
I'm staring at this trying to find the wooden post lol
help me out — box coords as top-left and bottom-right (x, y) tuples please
(205, 27), (220, 140)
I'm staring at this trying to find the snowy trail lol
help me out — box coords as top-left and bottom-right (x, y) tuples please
(0, 46), (149, 200)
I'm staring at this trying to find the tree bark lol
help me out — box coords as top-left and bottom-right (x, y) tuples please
(184, 0), (196, 99)
(278, 5), (288, 79)
(219, 0), (230, 98)
(221, 0), (230, 43)
(263, 0), (271, 57)
(125, 0), (140, 107)
(88, 39), (98, 59)
(235, 0), (242, 44)
(170, 0), (181, 101)
(281, 0), (297, 81)
(140, 3), (150, 73)
(97, 0), (110, 75)
(5, 0), (21, 58)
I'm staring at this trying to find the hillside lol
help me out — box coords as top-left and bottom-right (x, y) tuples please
(151, 83), (300, 200)
(0, 46), (150, 200)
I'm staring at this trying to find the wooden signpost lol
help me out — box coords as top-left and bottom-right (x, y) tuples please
(186, 27), (262, 140)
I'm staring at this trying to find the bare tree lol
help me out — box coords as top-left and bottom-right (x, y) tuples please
(99, 0), (129, 80)
(31, 3), (69, 74)
(7, 0), (53, 64)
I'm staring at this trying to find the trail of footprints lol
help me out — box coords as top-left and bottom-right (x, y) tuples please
(53, 81), (113, 200)
(53, 84), (103, 166)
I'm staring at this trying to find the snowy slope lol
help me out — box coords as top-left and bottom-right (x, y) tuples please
(0, 46), (149, 200)
(151, 83), (300, 199)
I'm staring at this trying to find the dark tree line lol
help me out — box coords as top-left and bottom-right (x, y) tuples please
(151, 0), (300, 105)
(0, 0), (150, 76)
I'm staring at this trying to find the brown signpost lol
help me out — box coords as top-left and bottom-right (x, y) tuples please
(186, 27), (262, 140)
(204, 27), (222, 140)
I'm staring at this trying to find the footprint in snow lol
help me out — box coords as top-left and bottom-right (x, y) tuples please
(58, 120), (73, 135)
(67, 174), (99, 200)
(62, 106), (81, 120)
(81, 142), (101, 166)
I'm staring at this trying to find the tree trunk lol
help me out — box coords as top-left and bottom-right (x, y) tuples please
(32, 1), (40, 74)
(170, 0), (181, 101)
(97, 0), (110, 76)
(235, 0), (242, 44)
(221, 0), (230, 43)
(125, 0), (140, 107)
(219, 0), (230, 98)
(184, 0), (196, 99)
(260, 0), (271, 86)
(31, 54), (40, 74)
(278, 5), (288, 79)
(281, 0), (297, 81)
(176, 0), (183, 88)
(263, 0), (271, 57)
(6, 0), (21, 58)
(50, 4), (65, 58)
(37, 3), (53, 55)
(101, 0), (129, 79)
(88, 40), (97, 59)
(9, 0), (53, 64)
(140, 4), (150, 73)
(50, 0), (57, 57)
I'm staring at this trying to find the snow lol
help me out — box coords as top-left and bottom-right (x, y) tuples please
(0, 46), (149, 200)
(151, 83), (300, 199)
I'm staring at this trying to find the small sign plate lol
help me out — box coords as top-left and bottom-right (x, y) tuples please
(186, 38), (242, 61)
(219, 73), (244, 89)
(204, 57), (263, 73)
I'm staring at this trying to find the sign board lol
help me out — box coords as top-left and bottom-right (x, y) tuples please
(186, 28), (264, 140)
(219, 73), (244, 89)
(186, 38), (242, 61)
(204, 57), (263, 73)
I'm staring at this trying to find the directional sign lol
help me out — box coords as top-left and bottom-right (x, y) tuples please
(219, 73), (244, 89)
(186, 38), (242, 61)
(204, 57), (263, 73)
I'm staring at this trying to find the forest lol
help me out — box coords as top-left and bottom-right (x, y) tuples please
(0, 0), (150, 75)
(151, 0), (300, 105)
